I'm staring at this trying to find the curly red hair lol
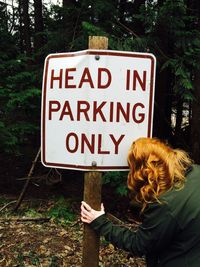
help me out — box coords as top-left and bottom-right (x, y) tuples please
(127, 137), (192, 211)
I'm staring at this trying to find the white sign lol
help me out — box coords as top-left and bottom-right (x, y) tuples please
(41, 49), (156, 171)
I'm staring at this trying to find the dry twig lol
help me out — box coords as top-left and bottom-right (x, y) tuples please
(0, 217), (50, 223)
(0, 200), (17, 213)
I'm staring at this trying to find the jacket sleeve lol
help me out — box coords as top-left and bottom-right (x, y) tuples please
(90, 202), (178, 256)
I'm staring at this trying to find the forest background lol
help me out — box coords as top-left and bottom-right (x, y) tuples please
(0, 0), (200, 206)
(0, 0), (200, 266)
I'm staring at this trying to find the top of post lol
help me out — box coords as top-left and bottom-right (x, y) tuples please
(88, 36), (108, 50)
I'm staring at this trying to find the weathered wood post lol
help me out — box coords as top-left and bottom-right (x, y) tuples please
(82, 36), (108, 267)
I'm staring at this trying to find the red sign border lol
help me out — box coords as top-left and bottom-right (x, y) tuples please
(41, 50), (156, 171)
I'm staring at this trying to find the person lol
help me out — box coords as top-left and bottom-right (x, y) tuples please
(81, 137), (200, 267)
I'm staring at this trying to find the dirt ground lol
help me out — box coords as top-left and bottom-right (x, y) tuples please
(0, 196), (146, 267)
(0, 152), (146, 266)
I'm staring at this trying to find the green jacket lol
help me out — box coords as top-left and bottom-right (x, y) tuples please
(90, 165), (200, 267)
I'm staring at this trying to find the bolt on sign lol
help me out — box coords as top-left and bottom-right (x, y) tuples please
(41, 49), (156, 171)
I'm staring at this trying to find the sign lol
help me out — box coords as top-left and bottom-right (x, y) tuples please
(41, 49), (156, 171)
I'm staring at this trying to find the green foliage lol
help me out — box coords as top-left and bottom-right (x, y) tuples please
(17, 252), (25, 267)
(157, 0), (200, 100)
(0, 121), (18, 153)
(24, 208), (42, 218)
(16, 251), (41, 266)
(0, 0), (200, 156)
(47, 196), (76, 224)
(130, 0), (200, 102)
(0, 55), (41, 153)
(49, 256), (59, 267)
(28, 251), (40, 266)
(82, 21), (106, 37)
(0, 197), (10, 205)
(103, 172), (128, 196)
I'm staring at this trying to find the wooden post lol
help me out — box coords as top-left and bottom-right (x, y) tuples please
(82, 172), (102, 267)
(88, 36), (108, 50)
(82, 36), (108, 267)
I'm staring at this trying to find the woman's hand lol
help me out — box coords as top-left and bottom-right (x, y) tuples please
(81, 201), (105, 224)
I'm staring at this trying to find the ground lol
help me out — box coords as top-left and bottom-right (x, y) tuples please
(0, 196), (146, 267)
(0, 153), (146, 267)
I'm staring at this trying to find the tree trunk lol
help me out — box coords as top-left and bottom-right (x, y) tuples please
(190, 0), (200, 163)
(153, 67), (173, 141)
(33, 0), (44, 53)
(191, 73), (200, 163)
(19, 0), (32, 55)
(63, 0), (74, 6)
(153, 0), (174, 142)
(0, 2), (8, 32)
(18, 0), (24, 53)
(62, 0), (75, 51)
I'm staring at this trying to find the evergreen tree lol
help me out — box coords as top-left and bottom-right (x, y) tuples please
(189, 0), (200, 163)
(0, 0), (200, 162)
